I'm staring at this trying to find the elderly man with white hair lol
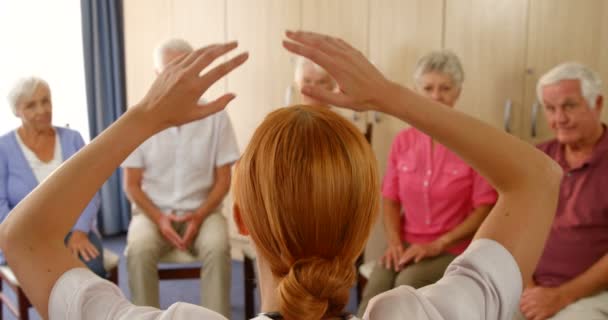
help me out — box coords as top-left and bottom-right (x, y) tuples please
(516, 63), (608, 319)
(121, 38), (238, 317)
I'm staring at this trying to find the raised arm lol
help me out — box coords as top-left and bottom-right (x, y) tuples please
(282, 31), (562, 284)
(0, 43), (248, 318)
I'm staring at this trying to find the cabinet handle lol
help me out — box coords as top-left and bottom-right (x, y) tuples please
(373, 111), (381, 123)
(531, 101), (540, 138)
(503, 99), (512, 133)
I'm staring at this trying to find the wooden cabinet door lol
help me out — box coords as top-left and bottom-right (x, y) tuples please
(123, 0), (173, 107)
(301, 0), (370, 132)
(170, 0), (227, 97)
(225, 0), (301, 151)
(123, 0), (227, 106)
(366, 0), (444, 262)
(523, 0), (608, 144)
(445, 0), (529, 138)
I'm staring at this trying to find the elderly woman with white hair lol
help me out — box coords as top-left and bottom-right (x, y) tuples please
(357, 50), (498, 315)
(0, 77), (105, 277)
(292, 56), (336, 107)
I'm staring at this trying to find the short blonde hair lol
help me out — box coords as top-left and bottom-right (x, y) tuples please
(234, 105), (379, 319)
(414, 50), (464, 88)
(7, 77), (49, 116)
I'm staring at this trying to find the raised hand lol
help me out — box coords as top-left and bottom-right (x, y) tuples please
(282, 31), (390, 111)
(136, 42), (249, 131)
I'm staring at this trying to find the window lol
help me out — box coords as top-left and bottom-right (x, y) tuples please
(0, 0), (90, 140)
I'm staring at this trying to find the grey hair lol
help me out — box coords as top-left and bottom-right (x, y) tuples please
(153, 38), (193, 72)
(7, 76), (49, 116)
(294, 56), (328, 83)
(537, 62), (603, 108)
(414, 50), (465, 88)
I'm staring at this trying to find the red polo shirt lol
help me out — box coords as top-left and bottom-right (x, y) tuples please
(534, 124), (608, 287)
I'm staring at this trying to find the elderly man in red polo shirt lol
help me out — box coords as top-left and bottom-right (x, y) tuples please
(516, 62), (608, 319)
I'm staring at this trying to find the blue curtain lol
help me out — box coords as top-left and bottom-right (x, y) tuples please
(81, 0), (130, 235)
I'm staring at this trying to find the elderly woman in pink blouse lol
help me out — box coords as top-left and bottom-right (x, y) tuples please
(358, 50), (498, 315)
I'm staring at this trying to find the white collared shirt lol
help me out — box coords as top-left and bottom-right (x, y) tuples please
(121, 111), (239, 213)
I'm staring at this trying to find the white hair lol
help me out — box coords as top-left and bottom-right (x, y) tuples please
(294, 56), (328, 83)
(537, 62), (603, 108)
(153, 38), (193, 72)
(414, 50), (465, 88)
(7, 76), (49, 116)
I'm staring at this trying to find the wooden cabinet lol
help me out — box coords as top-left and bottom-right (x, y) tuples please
(225, 0), (301, 151)
(523, 0), (608, 143)
(445, 0), (529, 136)
(123, 0), (172, 106)
(123, 0), (225, 106)
(301, 0), (370, 132)
(366, 0), (444, 262)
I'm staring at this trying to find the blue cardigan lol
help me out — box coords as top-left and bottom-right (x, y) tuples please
(0, 127), (100, 233)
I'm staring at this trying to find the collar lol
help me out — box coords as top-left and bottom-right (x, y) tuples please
(556, 123), (608, 170)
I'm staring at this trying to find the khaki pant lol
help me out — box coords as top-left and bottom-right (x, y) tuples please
(126, 209), (231, 317)
(513, 290), (608, 320)
(357, 250), (455, 317)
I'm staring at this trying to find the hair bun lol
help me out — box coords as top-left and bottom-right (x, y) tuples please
(278, 257), (355, 319)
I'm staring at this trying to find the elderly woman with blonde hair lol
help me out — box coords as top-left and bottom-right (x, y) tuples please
(290, 56), (336, 107)
(0, 77), (104, 276)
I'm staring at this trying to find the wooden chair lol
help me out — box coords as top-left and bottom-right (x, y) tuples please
(157, 250), (200, 280)
(0, 248), (120, 320)
(158, 248), (256, 320)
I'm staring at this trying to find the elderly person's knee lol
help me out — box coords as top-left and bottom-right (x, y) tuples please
(197, 232), (229, 259)
(394, 267), (431, 289)
(126, 236), (162, 259)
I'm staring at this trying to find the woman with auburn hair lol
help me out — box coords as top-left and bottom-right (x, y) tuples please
(0, 32), (561, 320)
(233, 105), (378, 319)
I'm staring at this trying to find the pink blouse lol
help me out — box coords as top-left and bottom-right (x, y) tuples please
(382, 128), (497, 254)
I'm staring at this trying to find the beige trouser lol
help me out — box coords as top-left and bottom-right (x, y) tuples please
(513, 290), (608, 320)
(357, 250), (455, 317)
(126, 209), (231, 317)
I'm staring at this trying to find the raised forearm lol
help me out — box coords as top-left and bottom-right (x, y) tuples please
(382, 198), (402, 246)
(72, 192), (101, 233)
(377, 83), (558, 192)
(559, 254), (608, 303)
(194, 165), (231, 219)
(438, 204), (492, 248)
(125, 183), (164, 224)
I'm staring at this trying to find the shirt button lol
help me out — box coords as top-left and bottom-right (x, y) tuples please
(423, 181), (429, 187)
(425, 218), (431, 225)
(426, 170), (432, 175)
